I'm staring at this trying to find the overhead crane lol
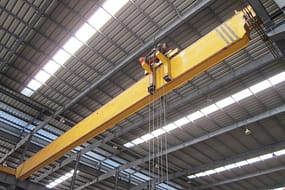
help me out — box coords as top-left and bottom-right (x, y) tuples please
(1, 6), (259, 180)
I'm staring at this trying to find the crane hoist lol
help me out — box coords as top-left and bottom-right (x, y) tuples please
(5, 6), (260, 180)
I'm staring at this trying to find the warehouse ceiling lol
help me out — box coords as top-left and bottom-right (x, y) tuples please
(0, 0), (285, 189)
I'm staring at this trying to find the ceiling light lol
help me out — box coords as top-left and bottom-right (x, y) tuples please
(214, 166), (227, 173)
(187, 111), (204, 122)
(174, 117), (190, 127)
(244, 127), (251, 135)
(235, 160), (248, 167)
(232, 89), (253, 101)
(195, 172), (207, 177)
(225, 164), (237, 170)
(201, 104), (219, 115)
(204, 169), (216, 175)
(259, 153), (273, 160)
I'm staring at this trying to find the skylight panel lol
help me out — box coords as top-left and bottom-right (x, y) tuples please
(201, 104), (219, 115)
(163, 123), (178, 132)
(52, 49), (72, 65)
(103, 0), (128, 15)
(141, 133), (154, 141)
(21, 88), (34, 97)
(204, 169), (216, 175)
(35, 70), (51, 84)
(124, 142), (135, 148)
(274, 149), (285, 156)
(88, 8), (111, 30)
(232, 88), (253, 101)
(195, 172), (207, 177)
(151, 128), (166, 137)
(249, 80), (272, 94)
(43, 60), (61, 75)
(259, 153), (273, 160)
(214, 166), (227, 173)
(216, 97), (235, 109)
(235, 160), (248, 167)
(224, 163), (237, 170)
(188, 175), (196, 179)
(46, 169), (78, 188)
(27, 79), (42, 91)
(132, 138), (144, 145)
(246, 156), (261, 164)
(187, 111), (204, 122)
(75, 23), (97, 43)
(63, 37), (83, 55)
(174, 117), (190, 127)
(269, 71), (285, 85)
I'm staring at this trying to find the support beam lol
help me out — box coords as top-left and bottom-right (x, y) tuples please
(131, 141), (285, 190)
(189, 165), (285, 190)
(0, 167), (15, 176)
(0, 172), (49, 190)
(33, 52), (279, 182)
(16, 7), (254, 180)
(1, 0), (213, 169)
(247, 0), (273, 28)
(75, 104), (285, 190)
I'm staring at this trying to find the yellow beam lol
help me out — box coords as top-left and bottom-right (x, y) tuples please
(16, 8), (254, 180)
(0, 166), (15, 176)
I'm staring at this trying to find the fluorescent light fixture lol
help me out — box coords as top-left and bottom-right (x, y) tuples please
(232, 88), (253, 101)
(21, 0), (129, 97)
(269, 71), (285, 85)
(201, 104), (219, 115)
(141, 133), (154, 141)
(174, 117), (190, 127)
(46, 169), (78, 188)
(274, 149), (285, 156)
(163, 123), (178, 132)
(132, 138), (144, 145)
(35, 70), (51, 84)
(151, 128), (166, 137)
(187, 111), (204, 122)
(216, 97), (235, 109)
(249, 80), (272, 94)
(125, 72), (285, 148)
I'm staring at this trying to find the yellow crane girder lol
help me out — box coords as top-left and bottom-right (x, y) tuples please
(16, 7), (256, 180)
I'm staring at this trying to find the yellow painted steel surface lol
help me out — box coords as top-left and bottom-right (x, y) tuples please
(16, 9), (253, 180)
(0, 166), (15, 176)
